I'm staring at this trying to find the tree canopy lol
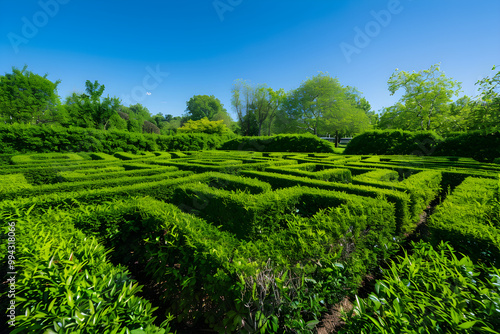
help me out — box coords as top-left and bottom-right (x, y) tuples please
(275, 73), (372, 137)
(186, 95), (226, 121)
(0, 66), (62, 125)
(65, 80), (121, 130)
(382, 64), (461, 131)
(177, 117), (230, 135)
(468, 65), (500, 132)
(2, 64), (498, 138)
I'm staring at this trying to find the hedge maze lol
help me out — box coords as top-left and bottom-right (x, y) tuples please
(1, 150), (499, 333)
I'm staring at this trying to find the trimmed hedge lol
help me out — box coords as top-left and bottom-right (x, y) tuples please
(88, 152), (120, 161)
(152, 158), (299, 174)
(11, 153), (86, 165)
(241, 170), (412, 234)
(352, 170), (442, 221)
(0, 123), (230, 154)
(427, 177), (500, 265)
(0, 172), (274, 212)
(113, 151), (157, 160)
(0, 173), (32, 193)
(265, 166), (352, 183)
(353, 169), (399, 182)
(344, 130), (443, 156)
(219, 133), (336, 153)
(172, 183), (394, 240)
(77, 165), (125, 174)
(0, 170), (193, 201)
(57, 196), (396, 332)
(433, 131), (500, 162)
(0, 205), (172, 333)
(58, 166), (179, 182)
(345, 130), (500, 162)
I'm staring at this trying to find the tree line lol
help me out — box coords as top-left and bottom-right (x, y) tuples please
(0, 64), (498, 138)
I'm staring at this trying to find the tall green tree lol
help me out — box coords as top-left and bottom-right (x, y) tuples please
(121, 103), (153, 133)
(212, 109), (234, 129)
(468, 65), (500, 132)
(275, 73), (371, 137)
(0, 65), (62, 124)
(386, 64), (461, 131)
(185, 95), (226, 121)
(443, 95), (472, 132)
(252, 86), (286, 136)
(64, 80), (120, 130)
(231, 79), (256, 136)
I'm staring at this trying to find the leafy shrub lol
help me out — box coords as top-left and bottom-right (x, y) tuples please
(0, 207), (172, 333)
(177, 117), (230, 135)
(341, 241), (500, 333)
(0, 174), (32, 193)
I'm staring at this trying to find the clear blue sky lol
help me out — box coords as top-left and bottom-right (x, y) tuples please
(1, 0), (499, 119)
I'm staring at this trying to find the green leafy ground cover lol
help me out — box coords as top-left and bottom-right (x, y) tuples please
(1, 151), (499, 333)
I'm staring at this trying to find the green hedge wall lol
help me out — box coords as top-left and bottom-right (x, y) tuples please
(59, 196), (396, 332)
(432, 131), (500, 162)
(352, 170), (442, 221)
(344, 130), (442, 156)
(265, 166), (352, 183)
(0, 203), (172, 333)
(241, 170), (412, 234)
(0, 123), (229, 154)
(219, 133), (336, 153)
(427, 177), (500, 265)
(345, 130), (500, 162)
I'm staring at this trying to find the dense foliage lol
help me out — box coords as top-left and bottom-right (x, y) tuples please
(432, 131), (500, 162)
(378, 65), (499, 134)
(0, 123), (231, 154)
(344, 129), (500, 162)
(0, 65), (62, 125)
(272, 73), (372, 137)
(344, 130), (443, 156)
(177, 117), (231, 135)
(341, 241), (500, 333)
(219, 133), (337, 153)
(1, 147), (499, 333)
(2, 64), (498, 139)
